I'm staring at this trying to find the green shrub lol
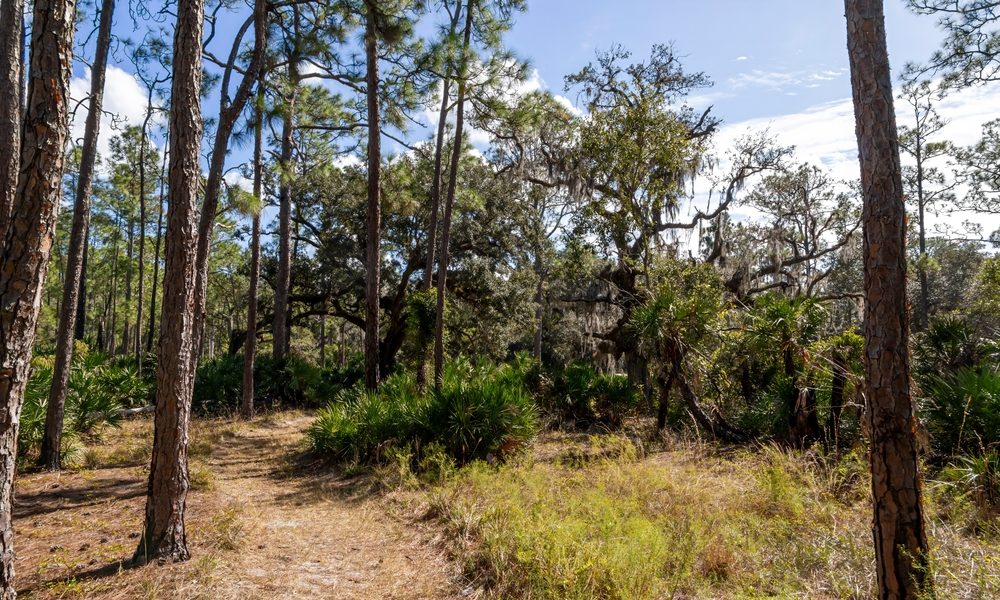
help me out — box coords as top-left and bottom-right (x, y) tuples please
(18, 353), (137, 459)
(308, 372), (427, 464)
(426, 360), (539, 463)
(307, 359), (539, 468)
(921, 367), (1000, 456)
(540, 362), (641, 429)
(193, 352), (363, 414)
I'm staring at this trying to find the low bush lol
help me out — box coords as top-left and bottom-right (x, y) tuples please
(193, 352), (364, 414)
(921, 367), (1000, 456)
(19, 346), (147, 460)
(307, 359), (538, 468)
(538, 362), (641, 429)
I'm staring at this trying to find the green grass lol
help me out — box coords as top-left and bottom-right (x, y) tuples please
(425, 434), (1000, 599)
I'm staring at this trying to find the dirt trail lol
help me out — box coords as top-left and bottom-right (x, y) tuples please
(14, 413), (464, 599)
(209, 413), (463, 599)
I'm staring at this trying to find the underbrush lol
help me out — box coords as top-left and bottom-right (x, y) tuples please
(193, 352), (363, 413)
(424, 434), (1000, 599)
(307, 359), (538, 467)
(19, 342), (152, 462)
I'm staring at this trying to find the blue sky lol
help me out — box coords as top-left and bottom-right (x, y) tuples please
(70, 1), (1000, 237)
(503, 0), (941, 124)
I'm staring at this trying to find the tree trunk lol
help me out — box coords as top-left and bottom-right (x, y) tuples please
(533, 255), (544, 360)
(39, 0), (115, 471)
(74, 224), (88, 341)
(845, 1), (932, 596)
(0, 0), (76, 590)
(146, 142), (167, 353)
(190, 0), (268, 371)
(422, 0), (462, 292)
(0, 0), (24, 239)
(363, 0), (382, 390)
(133, 0), (204, 564)
(136, 101), (155, 363)
(121, 216), (134, 356)
(273, 60), (298, 363)
(242, 82), (264, 420)
(433, 0), (475, 386)
(655, 370), (676, 431)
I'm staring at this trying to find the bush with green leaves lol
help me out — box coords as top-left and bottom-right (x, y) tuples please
(914, 316), (1000, 458)
(193, 352), (364, 414)
(539, 362), (641, 429)
(307, 359), (539, 468)
(18, 345), (147, 460)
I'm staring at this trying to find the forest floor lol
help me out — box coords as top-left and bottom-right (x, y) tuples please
(12, 411), (1000, 599)
(13, 412), (465, 599)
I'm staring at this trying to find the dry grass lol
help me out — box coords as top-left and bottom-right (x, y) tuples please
(424, 432), (1000, 599)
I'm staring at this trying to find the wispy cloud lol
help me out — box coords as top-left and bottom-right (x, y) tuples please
(728, 67), (848, 91)
(710, 82), (1000, 234)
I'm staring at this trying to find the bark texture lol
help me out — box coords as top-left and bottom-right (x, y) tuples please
(845, 1), (932, 597)
(364, 0), (382, 390)
(0, 0), (24, 239)
(0, 0), (76, 591)
(133, 0), (204, 564)
(39, 0), (115, 470)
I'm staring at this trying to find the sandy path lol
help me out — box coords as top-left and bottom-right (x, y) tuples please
(208, 414), (463, 599)
(14, 413), (465, 599)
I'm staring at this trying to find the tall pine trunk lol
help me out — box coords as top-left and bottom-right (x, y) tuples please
(0, 0), (76, 590)
(133, 0), (204, 564)
(242, 81), (265, 419)
(0, 0), (24, 237)
(845, 1), (932, 597)
(39, 0), (115, 471)
(273, 57), (298, 362)
(433, 0), (474, 386)
(146, 143), (167, 353)
(364, 0), (382, 390)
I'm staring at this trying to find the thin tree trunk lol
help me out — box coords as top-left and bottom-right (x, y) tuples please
(136, 100), (155, 363)
(0, 0), (76, 590)
(422, 0), (462, 291)
(133, 0), (204, 564)
(146, 142), (168, 353)
(242, 82), (265, 420)
(273, 59), (298, 362)
(122, 216), (134, 356)
(364, 0), (382, 390)
(828, 349), (847, 453)
(39, 0), (115, 471)
(845, 1), (932, 596)
(434, 0), (475, 386)
(533, 255), (544, 360)
(0, 0), (24, 239)
(190, 0), (268, 370)
(74, 223), (88, 341)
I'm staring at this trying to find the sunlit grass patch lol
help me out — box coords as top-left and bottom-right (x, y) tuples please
(427, 434), (1000, 599)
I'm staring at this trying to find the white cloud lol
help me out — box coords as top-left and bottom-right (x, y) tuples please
(735, 56), (749, 62)
(224, 171), (253, 192)
(69, 65), (161, 173)
(554, 94), (584, 117)
(728, 67), (848, 91)
(710, 82), (1000, 235)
